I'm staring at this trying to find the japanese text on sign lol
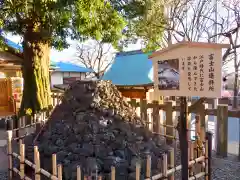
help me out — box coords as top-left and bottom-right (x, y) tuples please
(187, 56), (191, 91)
(208, 53), (215, 91)
(199, 55), (204, 91)
(193, 56), (198, 91)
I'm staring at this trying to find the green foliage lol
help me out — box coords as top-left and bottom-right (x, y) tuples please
(0, 0), (166, 51)
(0, 0), (126, 49)
(110, 0), (166, 51)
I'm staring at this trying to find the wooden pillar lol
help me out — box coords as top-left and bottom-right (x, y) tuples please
(152, 101), (160, 134)
(7, 131), (13, 180)
(216, 104), (228, 157)
(165, 101), (174, 145)
(179, 97), (189, 180)
(140, 98), (148, 124)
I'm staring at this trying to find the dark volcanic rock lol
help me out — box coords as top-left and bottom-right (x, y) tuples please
(25, 80), (170, 179)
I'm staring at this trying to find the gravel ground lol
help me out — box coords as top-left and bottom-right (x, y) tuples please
(212, 157), (240, 180)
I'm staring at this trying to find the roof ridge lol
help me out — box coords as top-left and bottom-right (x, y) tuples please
(116, 50), (143, 56)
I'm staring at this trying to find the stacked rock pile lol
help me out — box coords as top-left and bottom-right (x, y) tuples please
(25, 80), (172, 180)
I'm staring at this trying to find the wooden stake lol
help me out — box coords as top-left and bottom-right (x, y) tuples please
(52, 154), (57, 176)
(162, 153), (168, 180)
(34, 146), (41, 180)
(136, 162), (141, 180)
(111, 166), (115, 180)
(57, 164), (62, 180)
(7, 130), (13, 180)
(77, 165), (81, 180)
(20, 143), (25, 179)
(146, 155), (151, 178)
(168, 148), (175, 180)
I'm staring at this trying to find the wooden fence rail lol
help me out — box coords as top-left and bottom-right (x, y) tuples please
(44, 93), (239, 158)
(6, 92), (214, 180)
(128, 98), (238, 158)
(7, 129), (212, 180)
(50, 93), (237, 157)
(6, 92), (63, 140)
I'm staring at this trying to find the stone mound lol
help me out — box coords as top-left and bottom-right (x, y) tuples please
(25, 80), (171, 180)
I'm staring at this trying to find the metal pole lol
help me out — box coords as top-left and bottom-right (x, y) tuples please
(179, 97), (189, 180)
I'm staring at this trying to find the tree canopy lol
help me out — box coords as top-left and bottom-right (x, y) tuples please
(0, 0), (166, 116)
(0, 0), (127, 48)
(0, 0), (168, 51)
(111, 0), (166, 51)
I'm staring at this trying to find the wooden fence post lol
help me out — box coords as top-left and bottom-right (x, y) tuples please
(162, 153), (168, 180)
(22, 116), (26, 136)
(77, 166), (81, 180)
(216, 104), (228, 157)
(20, 143), (25, 179)
(136, 162), (141, 180)
(165, 101), (174, 145)
(34, 146), (41, 180)
(146, 155), (151, 178)
(58, 164), (62, 180)
(168, 148), (174, 180)
(152, 101), (160, 134)
(140, 99), (148, 124)
(111, 166), (115, 180)
(52, 154), (57, 177)
(7, 130), (13, 180)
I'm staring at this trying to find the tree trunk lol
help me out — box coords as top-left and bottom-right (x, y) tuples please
(233, 69), (239, 109)
(19, 31), (52, 116)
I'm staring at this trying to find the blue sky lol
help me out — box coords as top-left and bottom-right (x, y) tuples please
(6, 33), (142, 63)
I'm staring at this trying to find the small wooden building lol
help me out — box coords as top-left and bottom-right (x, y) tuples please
(102, 50), (155, 99)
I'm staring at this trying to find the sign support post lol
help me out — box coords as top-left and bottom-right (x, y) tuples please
(179, 96), (189, 180)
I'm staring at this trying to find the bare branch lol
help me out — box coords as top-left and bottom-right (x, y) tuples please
(76, 40), (115, 78)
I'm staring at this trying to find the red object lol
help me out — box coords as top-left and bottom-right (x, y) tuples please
(13, 93), (18, 100)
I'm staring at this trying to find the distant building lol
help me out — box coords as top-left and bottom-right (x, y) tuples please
(102, 50), (153, 85)
(51, 61), (92, 87)
(102, 50), (157, 99)
(0, 38), (92, 88)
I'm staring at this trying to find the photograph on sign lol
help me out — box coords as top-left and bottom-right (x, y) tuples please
(149, 42), (229, 98)
(157, 59), (179, 90)
(154, 51), (222, 98)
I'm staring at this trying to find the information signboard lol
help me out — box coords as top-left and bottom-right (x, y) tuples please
(149, 42), (230, 98)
